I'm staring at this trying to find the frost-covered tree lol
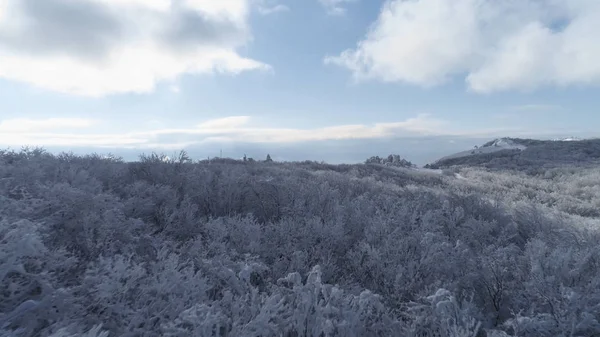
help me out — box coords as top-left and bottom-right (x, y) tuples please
(2, 147), (600, 336)
(365, 154), (414, 168)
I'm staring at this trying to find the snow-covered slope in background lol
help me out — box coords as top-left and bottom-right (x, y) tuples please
(553, 137), (582, 142)
(437, 138), (526, 162)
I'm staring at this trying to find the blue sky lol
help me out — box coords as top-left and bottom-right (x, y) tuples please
(1, 0), (599, 165)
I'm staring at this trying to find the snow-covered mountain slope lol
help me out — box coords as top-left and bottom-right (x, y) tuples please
(553, 137), (582, 142)
(426, 137), (600, 171)
(437, 138), (526, 162)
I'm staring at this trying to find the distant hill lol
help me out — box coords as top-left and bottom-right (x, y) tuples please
(435, 138), (527, 163)
(426, 137), (600, 173)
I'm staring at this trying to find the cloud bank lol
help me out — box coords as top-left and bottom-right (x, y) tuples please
(1, 115), (589, 165)
(326, 0), (600, 93)
(0, 114), (490, 149)
(0, 0), (269, 96)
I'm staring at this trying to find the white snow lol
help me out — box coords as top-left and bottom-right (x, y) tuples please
(415, 168), (467, 180)
(415, 168), (444, 175)
(553, 137), (582, 142)
(436, 138), (526, 162)
(454, 173), (467, 180)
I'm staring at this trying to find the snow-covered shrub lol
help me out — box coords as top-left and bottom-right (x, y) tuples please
(80, 250), (209, 335)
(404, 289), (482, 337)
(2, 148), (600, 337)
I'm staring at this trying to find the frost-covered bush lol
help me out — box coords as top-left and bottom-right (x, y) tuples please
(403, 289), (482, 337)
(162, 265), (399, 337)
(1, 148), (600, 337)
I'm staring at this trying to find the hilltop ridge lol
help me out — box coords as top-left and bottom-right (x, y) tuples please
(426, 137), (600, 172)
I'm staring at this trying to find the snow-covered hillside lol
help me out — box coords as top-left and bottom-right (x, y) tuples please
(426, 137), (600, 171)
(436, 138), (526, 162)
(553, 137), (582, 142)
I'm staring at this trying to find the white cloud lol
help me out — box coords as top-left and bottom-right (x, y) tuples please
(319, 0), (356, 15)
(93, 0), (172, 12)
(327, 0), (600, 93)
(0, 118), (97, 133)
(197, 116), (251, 129)
(0, 118), (142, 147)
(258, 4), (290, 15)
(0, 114), (467, 149)
(0, 0), (268, 97)
(3, 133), (149, 147)
(0, 1), (7, 21)
(142, 113), (452, 143)
(253, 0), (289, 15)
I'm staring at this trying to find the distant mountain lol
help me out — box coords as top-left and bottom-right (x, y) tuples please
(552, 136), (582, 142)
(426, 137), (600, 173)
(436, 138), (527, 163)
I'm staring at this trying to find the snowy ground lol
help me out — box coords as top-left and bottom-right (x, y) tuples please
(414, 168), (443, 175)
(436, 138), (527, 162)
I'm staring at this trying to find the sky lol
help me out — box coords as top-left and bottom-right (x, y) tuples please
(1, 0), (600, 165)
